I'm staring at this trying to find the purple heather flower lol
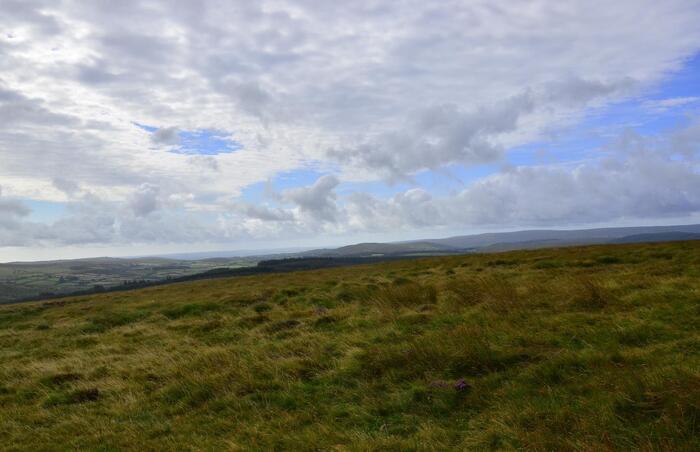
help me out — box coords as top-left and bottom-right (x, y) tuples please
(454, 378), (470, 391)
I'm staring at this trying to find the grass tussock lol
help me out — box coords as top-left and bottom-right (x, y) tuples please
(373, 281), (437, 308)
(445, 274), (521, 312)
(1, 241), (699, 450)
(568, 276), (614, 310)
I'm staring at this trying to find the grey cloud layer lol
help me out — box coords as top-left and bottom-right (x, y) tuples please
(1, 0), (700, 249)
(2, 122), (699, 247)
(343, 119), (700, 230)
(329, 78), (633, 179)
(282, 175), (340, 223)
(230, 119), (700, 236)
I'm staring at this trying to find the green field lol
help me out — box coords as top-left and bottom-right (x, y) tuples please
(0, 257), (255, 303)
(1, 242), (699, 450)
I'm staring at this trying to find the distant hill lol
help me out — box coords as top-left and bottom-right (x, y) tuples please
(4, 223), (700, 304)
(425, 224), (700, 250)
(0, 255), (256, 304)
(610, 231), (700, 244)
(303, 224), (700, 258)
(302, 241), (459, 257)
(150, 247), (312, 260)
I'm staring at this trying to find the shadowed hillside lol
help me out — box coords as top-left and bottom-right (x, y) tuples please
(1, 241), (699, 450)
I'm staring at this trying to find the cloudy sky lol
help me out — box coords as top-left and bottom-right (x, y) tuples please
(1, 0), (700, 261)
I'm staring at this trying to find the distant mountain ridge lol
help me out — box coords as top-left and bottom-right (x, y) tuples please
(609, 231), (700, 244)
(424, 223), (700, 249)
(3, 223), (700, 304)
(301, 241), (459, 257)
(301, 224), (700, 257)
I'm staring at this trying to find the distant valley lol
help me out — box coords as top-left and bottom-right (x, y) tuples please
(2, 223), (699, 303)
(0, 256), (257, 304)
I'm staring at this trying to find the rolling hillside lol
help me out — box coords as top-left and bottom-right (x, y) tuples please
(4, 224), (700, 304)
(425, 223), (700, 249)
(0, 256), (256, 304)
(300, 224), (700, 257)
(1, 241), (699, 450)
(302, 241), (460, 257)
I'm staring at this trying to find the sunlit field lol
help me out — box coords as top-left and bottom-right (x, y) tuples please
(1, 241), (699, 450)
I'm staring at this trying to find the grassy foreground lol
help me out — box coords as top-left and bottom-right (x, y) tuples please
(1, 242), (699, 451)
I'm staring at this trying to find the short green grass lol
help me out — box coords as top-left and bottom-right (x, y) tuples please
(1, 242), (699, 450)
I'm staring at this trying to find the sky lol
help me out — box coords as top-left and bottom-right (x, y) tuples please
(1, 0), (700, 262)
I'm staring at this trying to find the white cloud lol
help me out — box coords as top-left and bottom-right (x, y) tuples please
(329, 77), (635, 179)
(1, 0), (700, 254)
(150, 127), (181, 146)
(338, 121), (700, 231)
(52, 177), (81, 195)
(0, 186), (30, 218)
(643, 96), (699, 112)
(337, 155), (700, 233)
(128, 184), (161, 217)
(447, 154), (700, 226)
(0, 185), (45, 247)
(282, 175), (340, 223)
(235, 203), (294, 222)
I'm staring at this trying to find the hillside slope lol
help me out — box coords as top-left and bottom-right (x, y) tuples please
(1, 242), (699, 450)
(302, 240), (460, 257)
(428, 223), (700, 249)
(610, 231), (700, 244)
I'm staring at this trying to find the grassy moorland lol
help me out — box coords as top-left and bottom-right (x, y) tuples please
(0, 242), (699, 450)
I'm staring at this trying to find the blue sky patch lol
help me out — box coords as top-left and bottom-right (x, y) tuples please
(134, 123), (243, 155)
(177, 129), (243, 155)
(504, 56), (700, 169)
(25, 200), (66, 223)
